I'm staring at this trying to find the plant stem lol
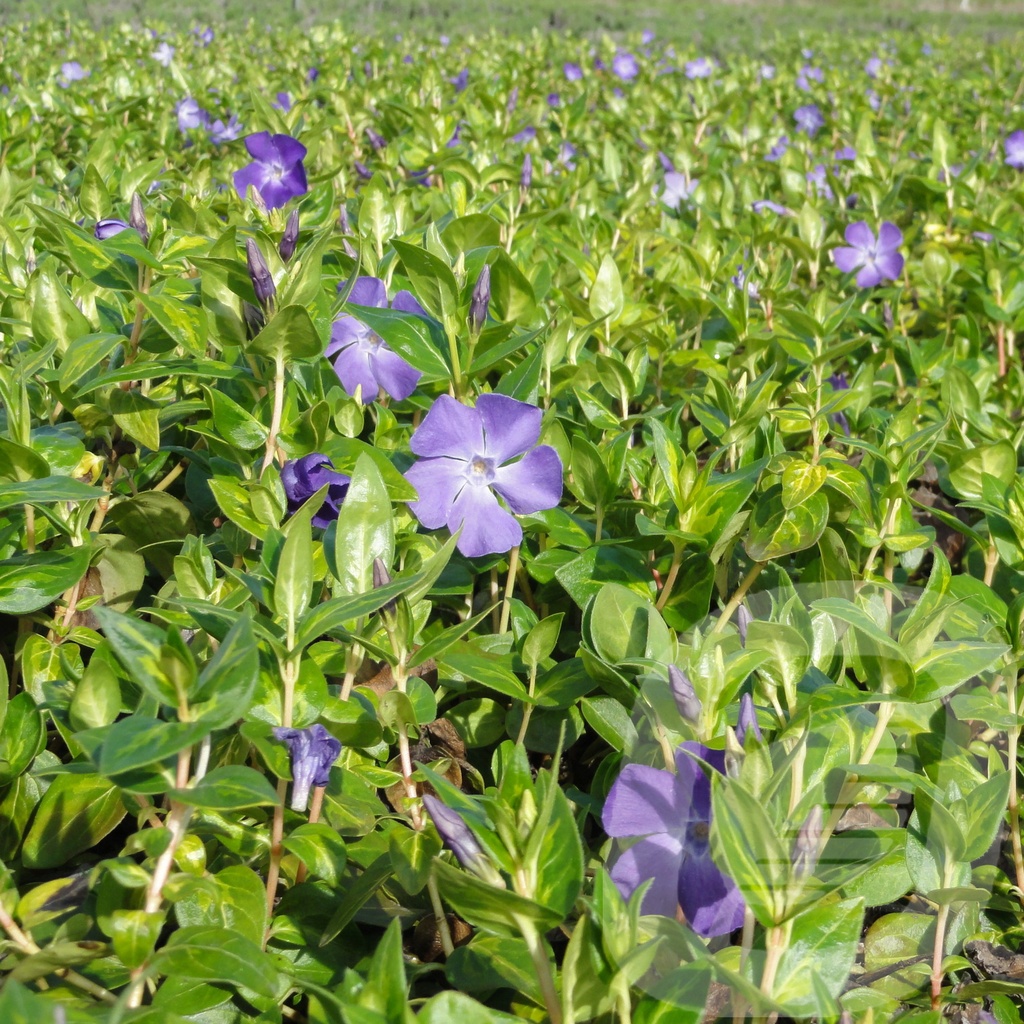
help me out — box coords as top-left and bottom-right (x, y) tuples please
(261, 353), (286, 474)
(760, 924), (786, 996)
(711, 561), (765, 636)
(654, 545), (683, 612)
(1007, 672), (1024, 900)
(426, 874), (455, 957)
(498, 545), (520, 635)
(515, 664), (538, 746)
(930, 901), (951, 1010)
(518, 918), (562, 1024)
(264, 777), (288, 930)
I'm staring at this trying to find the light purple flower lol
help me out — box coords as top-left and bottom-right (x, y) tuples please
(1005, 131), (1024, 170)
(865, 56), (883, 78)
(209, 114), (243, 144)
(521, 153), (533, 189)
(760, 64), (776, 80)
(59, 61), (88, 86)
(974, 230), (994, 243)
(404, 394), (563, 558)
(192, 26), (214, 46)
(765, 135), (789, 162)
(613, 52), (639, 81)
(866, 89), (881, 112)
(642, 29), (655, 44)
(603, 742), (745, 937)
(273, 91), (292, 113)
(564, 61), (583, 81)
(281, 453), (351, 528)
(547, 92), (561, 107)
(94, 219), (130, 240)
(796, 65), (823, 90)
(273, 724), (341, 811)
(834, 145), (857, 162)
(731, 264), (759, 300)
(806, 164), (833, 200)
(752, 199), (789, 215)
(176, 98), (208, 132)
(661, 171), (698, 210)
(833, 222), (904, 287)
(512, 125), (536, 144)
(233, 132), (308, 210)
(794, 104), (824, 137)
(153, 42), (175, 67)
(558, 141), (577, 170)
(685, 57), (714, 80)
(668, 666), (700, 724)
(423, 795), (485, 870)
(327, 277), (423, 404)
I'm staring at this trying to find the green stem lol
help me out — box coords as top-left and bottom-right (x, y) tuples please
(517, 918), (562, 1024)
(711, 561), (765, 636)
(261, 354), (286, 474)
(516, 664), (538, 746)
(1007, 672), (1024, 900)
(498, 545), (520, 635)
(655, 545), (683, 612)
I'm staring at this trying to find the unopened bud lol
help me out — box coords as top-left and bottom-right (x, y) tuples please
(668, 664), (701, 724)
(882, 300), (894, 332)
(507, 86), (519, 114)
(338, 205), (351, 234)
(354, 161), (372, 181)
(723, 726), (743, 779)
(279, 209), (299, 262)
(469, 264), (491, 334)
(373, 557), (399, 618)
(245, 238), (275, 311)
(791, 805), (823, 878)
(129, 192), (149, 244)
(735, 604), (752, 645)
(242, 300), (265, 338)
(735, 692), (762, 746)
(366, 126), (386, 151)
(423, 795), (484, 871)
(520, 152), (533, 190)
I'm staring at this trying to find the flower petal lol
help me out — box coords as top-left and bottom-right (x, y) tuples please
(832, 246), (864, 274)
(855, 264), (884, 288)
(874, 250), (904, 281)
(391, 290), (427, 316)
(346, 277), (388, 308)
(405, 457), (466, 529)
(603, 763), (687, 837)
(369, 346), (421, 402)
(332, 344), (378, 402)
(477, 393), (542, 463)
(234, 162), (268, 202)
(446, 484), (522, 557)
(244, 131), (276, 161)
(610, 833), (684, 917)
(491, 446), (563, 514)
(410, 395), (485, 460)
(674, 743), (722, 823)
(327, 316), (369, 356)
(843, 221), (875, 250)
(876, 221), (902, 251)
(269, 133), (307, 165)
(678, 847), (746, 938)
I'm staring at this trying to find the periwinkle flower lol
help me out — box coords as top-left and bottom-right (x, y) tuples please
(366, 126), (387, 151)
(308, 66), (320, 82)
(796, 64), (823, 90)
(176, 98), (208, 132)
(281, 453), (351, 527)
(273, 723), (341, 812)
(865, 56), (883, 78)
(642, 29), (655, 44)
(469, 264), (491, 334)
(731, 264), (760, 300)
(233, 132), (308, 210)
(668, 665), (701, 724)
(752, 199), (789, 215)
(59, 61), (88, 86)
(603, 742), (745, 937)
(765, 135), (789, 162)
(521, 153), (533, 189)
(327, 277), (423, 404)
(558, 141), (577, 170)
(423, 794), (485, 870)
(209, 114), (243, 144)
(660, 172), (698, 210)
(1005, 130), (1024, 170)
(153, 42), (175, 67)
(273, 91), (292, 113)
(735, 693), (762, 745)
(192, 26), (214, 46)
(564, 61), (583, 81)
(547, 93), (561, 108)
(404, 394), (563, 558)
(866, 89), (881, 112)
(512, 125), (536, 144)
(245, 239), (275, 310)
(94, 219), (130, 240)
(794, 103), (824, 137)
(658, 151), (675, 172)
(806, 164), (833, 200)
(279, 209), (300, 262)
(685, 57), (714, 80)
(833, 222), (904, 287)
(450, 68), (469, 92)
(760, 63), (776, 79)
(974, 230), (994, 244)
(834, 145), (857, 162)
(612, 52), (639, 81)
(354, 161), (372, 180)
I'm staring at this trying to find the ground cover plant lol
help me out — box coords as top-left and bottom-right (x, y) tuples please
(3, 16), (1024, 1024)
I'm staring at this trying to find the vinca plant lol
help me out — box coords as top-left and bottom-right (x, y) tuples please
(1, 15), (1024, 1024)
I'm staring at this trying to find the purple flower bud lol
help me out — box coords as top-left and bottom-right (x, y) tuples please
(338, 205), (351, 234)
(423, 794), (484, 870)
(507, 86), (519, 113)
(245, 238), (275, 310)
(735, 693), (762, 746)
(736, 604), (752, 645)
(273, 724), (341, 812)
(94, 219), (129, 240)
(366, 127), (387, 151)
(668, 665), (701, 724)
(242, 301), (265, 338)
(372, 557), (398, 617)
(521, 152), (532, 190)
(791, 805), (823, 878)
(469, 264), (491, 334)
(354, 161), (372, 180)
(279, 209), (299, 263)
(129, 193), (148, 244)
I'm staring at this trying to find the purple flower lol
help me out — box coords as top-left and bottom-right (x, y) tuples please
(558, 141), (577, 170)
(833, 222), (904, 287)
(974, 230), (994, 243)
(404, 394), (563, 558)
(176, 98), (208, 132)
(59, 61), (88, 86)
(612, 52), (639, 81)
(834, 145), (857, 162)
(866, 89), (881, 112)
(209, 114), (243, 144)
(547, 92), (561, 107)
(685, 57), (714, 80)
(564, 61), (583, 81)
(752, 199), (789, 215)
(282, 454), (350, 528)
(765, 135), (789, 162)
(506, 87), (519, 113)
(658, 151), (675, 172)
(760, 64), (776, 80)
(273, 723), (341, 811)
(94, 219), (130, 240)
(423, 795), (485, 870)
(735, 693), (762, 745)
(512, 125), (536, 144)
(366, 127), (387, 151)
(865, 56), (883, 78)
(661, 171), (698, 210)
(327, 277), (423, 404)
(794, 104), (824, 137)
(603, 742), (745, 937)
(731, 264), (759, 300)
(521, 153), (533, 189)
(1005, 130), (1024, 170)
(308, 66), (320, 82)
(668, 666), (700, 724)
(153, 42), (175, 67)
(273, 91), (293, 113)
(796, 64), (823, 91)
(594, 57), (607, 72)
(642, 29), (655, 44)
(806, 164), (833, 200)
(192, 26), (214, 46)
(233, 132), (308, 210)
(450, 68), (469, 92)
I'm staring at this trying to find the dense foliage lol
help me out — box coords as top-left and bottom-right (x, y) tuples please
(2, 17), (1024, 1024)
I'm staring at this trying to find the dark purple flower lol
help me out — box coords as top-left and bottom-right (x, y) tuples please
(246, 239), (275, 309)
(661, 171), (698, 209)
(594, 57), (607, 72)
(209, 115), (243, 144)
(405, 394), (563, 558)
(307, 66), (320, 82)
(366, 126), (387, 151)
(354, 161), (372, 180)
(176, 98), (208, 132)
(612, 52), (639, 81)
(564, 61), (583, 81)
(327, 277), (423, 404)
(279, 210), (300, 262)
(668, 665), (700, 724)
(752, 199), (789, 215)
(1005, 131), (1024, 170)
(833, 222), (904, 287)
(273, 723), (341, 811)
(129, 193), (148, 243)
(233, 132), (308, 210)
(512, 125), (536, 144)
(423, 794), (485, 870)
(794, 104), (824, 137)
(94, 219), (130, 240)
(547, 92), (561, 107)
(153, 42), (175, 67)
(603, 742), (745, 937)
(450, 68), (469, 92)
(765, 135), (789, 162)
(281, 453), (351, 528)
(685, 57), (714, 80)
(735, 693), (762, 745)
(273, 91), (292, 113)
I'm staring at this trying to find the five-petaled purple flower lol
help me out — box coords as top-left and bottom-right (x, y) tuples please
(327, 277), (423, 404)
(833, 222), (904, 287)
(603, 742), (745, 937)
(612, 52), (639, 81)
(794, 104), (825, 137)
(176, 98), (208, 133)
(281, 453), (351, 527)
(661, 172), (698, 210)
(59, 61), (88, 86)
(1005, 131), (1024, 170)
(153, 42), (175, 67)
(564, 61), (583, 81)
(404, 394), (563, 558)
(273, 724), (341, 812)
(685, 57), (714, 80)
(233, 132), (308, 210)
(210, 114), (243, 144)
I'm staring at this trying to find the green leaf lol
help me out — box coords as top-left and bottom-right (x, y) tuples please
(961, 771), (1010, 861)
(589, 254), (623, 323)
(388, 825), (442, 894)
(140, 292), (208, 355)
(283, 822), (348, 885)
(248, 303), (324, 360)
(108, 909), (164, 970)
(97, 716), (208, 776)
(192, 615), (260, 728)
(273, 508), (313, 625)
(0, 545), (91, 615)
(109, 387), (162, 451)
(781, 461), (827, 509)
(522, 613), (563, 670)
(584, 583), (673, 667)
(745, 485), (829, 561)
(348, 303), (451, 378)
(330, 452), (394, 597)
(202, 385), (267, 450)
(94, 606), (180, 706)
(169, 765), (279, 809)
(154, 925), (281, 999)
(391, 238), (461, 324)
(0, 694), (45, 787)
(0, 477), (103, 512)
(440, 644), (529, 700)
